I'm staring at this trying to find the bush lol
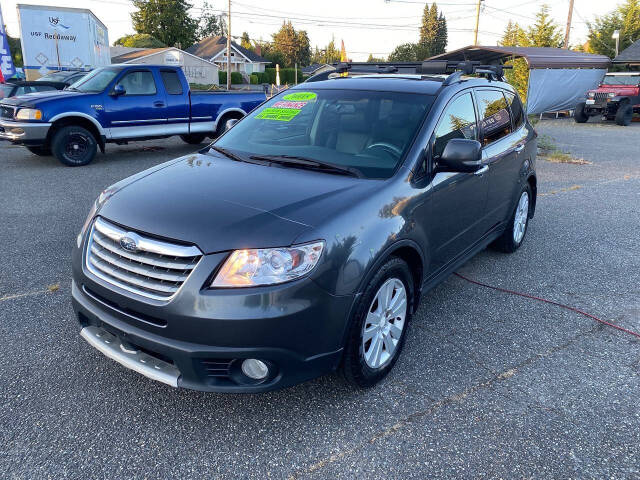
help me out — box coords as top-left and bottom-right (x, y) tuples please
(256, 72), (270, 84)
(230, 72), (243, 84)
(218, 71), (226, 85)
(250, 74), (258, 84)
(264, 67), (300, 85)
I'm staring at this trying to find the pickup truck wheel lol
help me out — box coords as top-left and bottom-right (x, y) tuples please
(341, 257), (413, 388)
(615, 103), (633, 126)
(51, 126), (97, 166)
(492, 184), (532, 253)
(574, 102), (589, 123)
(215, 113), (243, 138)
(26, 146), (52, 156)
(180, 133), (207, 144)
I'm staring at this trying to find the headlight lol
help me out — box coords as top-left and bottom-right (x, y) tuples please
(15, 108), (42, 120)
(608, 92), (616, 98)
(211, 241), (324, 287)
(588, 92), (595, 98)
(76, 186), (120, 248)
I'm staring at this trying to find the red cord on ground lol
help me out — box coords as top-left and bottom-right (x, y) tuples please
(453, 272), (640, 339)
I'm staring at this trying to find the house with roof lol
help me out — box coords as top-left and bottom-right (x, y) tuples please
(613, 39), (640, 67)
(186, 36), (270, 75)
(110, 46), (219, 85)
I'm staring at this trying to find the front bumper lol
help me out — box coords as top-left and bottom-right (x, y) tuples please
(0, 118), (51, 145)
(72, 241), (354, 392)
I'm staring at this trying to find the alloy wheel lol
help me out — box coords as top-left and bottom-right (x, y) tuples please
(362, 277), (407, 369)
(513, 191), (529, 244)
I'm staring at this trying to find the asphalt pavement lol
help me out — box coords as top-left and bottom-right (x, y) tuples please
(1, 118), (639, 479)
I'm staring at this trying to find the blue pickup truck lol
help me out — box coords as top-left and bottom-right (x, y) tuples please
(0, 65), (266, 166)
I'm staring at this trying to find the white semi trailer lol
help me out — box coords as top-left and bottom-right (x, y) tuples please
(17, 4), (110, 80)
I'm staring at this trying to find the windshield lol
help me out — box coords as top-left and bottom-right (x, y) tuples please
(0, 84), (14, 99)
(68, 67), (119, 93)
(602, 75), (640, 86)
(214, 88), (434, 179)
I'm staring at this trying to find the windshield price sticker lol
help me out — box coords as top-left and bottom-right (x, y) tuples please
(282, 92), (317, 102)
(273, 101), (308, 109)
(255, 107), (302, 122)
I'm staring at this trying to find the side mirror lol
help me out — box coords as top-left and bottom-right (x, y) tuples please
(225, 118), (238, 131)
(111, 84), (126, 97)
(438, 138), (482, 173)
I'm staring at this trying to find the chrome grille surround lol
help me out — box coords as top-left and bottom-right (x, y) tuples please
(85, 217), (202, 301)
(0, 105), (16, 119)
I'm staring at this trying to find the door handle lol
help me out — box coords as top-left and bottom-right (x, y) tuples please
(153, 101), (165, 108)
(474, 165), (489, 176)
(514, 144), (525, 153)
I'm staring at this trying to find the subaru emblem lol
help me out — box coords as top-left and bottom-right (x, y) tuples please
(119, 233), (139, 252)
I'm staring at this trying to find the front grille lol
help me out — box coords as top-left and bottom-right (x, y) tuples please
(593, 92), (609, 102)
(86, 217), (202, 301)
(0, 105), (15, 119)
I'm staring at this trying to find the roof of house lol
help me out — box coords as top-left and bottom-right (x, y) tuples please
(186, 36), (270, 64)
(429, 45), (611, 69)
(110, 48), (167, 63)
(613, 39), (640, 64)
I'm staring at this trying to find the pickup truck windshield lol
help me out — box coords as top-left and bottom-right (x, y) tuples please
(215, 88), (434, 179)
(69, 68), (119, 93)
(602, 75), (640, 86)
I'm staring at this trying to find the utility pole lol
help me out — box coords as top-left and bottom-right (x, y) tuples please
(473, 0), (483, 46)
(226, 0), (231, 90)
(564, 0), (575, 49)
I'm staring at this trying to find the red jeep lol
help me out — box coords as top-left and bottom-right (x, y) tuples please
(575, 72), (640, 126)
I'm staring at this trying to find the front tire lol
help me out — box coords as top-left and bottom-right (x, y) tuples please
(341, 257), (414, 388)
(25, 145), (52, 156)
(574, 102), (589, 123)
(615, 103), (633, 126)
(492, 184), (532, 253)
(51, 125), (97, 166)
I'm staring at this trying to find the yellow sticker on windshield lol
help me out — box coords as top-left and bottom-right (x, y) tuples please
(282, 92), (317, 101)
(255, 107), (301, 121)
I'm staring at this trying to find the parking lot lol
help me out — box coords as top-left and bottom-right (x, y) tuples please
(1, 118), (639, 478)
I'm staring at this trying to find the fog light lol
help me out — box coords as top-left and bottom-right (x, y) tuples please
(241, 359), (269, 380)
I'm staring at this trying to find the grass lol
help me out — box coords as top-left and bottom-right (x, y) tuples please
(537, 134), (592, 165)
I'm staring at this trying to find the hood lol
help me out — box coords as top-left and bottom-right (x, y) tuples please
(98, 151), (375, 254)
(0, 89), (89, 108)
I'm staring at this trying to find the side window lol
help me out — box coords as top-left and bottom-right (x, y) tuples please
(160, 70), (183, 95)
(475, 90), (512, 145)
(432, 92), (478, 160)
(15, 86), (28, 96)
(33, 85), (57, 93)
(116, 71), (157, 95)
(504, 92), (524, 130)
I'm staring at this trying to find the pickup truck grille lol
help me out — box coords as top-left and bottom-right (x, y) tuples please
(86, 217), (202, 301)
(593, 92), (610, 102)
(0, 105), (15, 119)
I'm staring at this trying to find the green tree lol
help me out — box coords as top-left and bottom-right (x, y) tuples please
(367, 54), (386, 62)
(197, 1), (226, 40)
(271, 21), (311, 67)
(240, 32), (252, 50)
(114, 33), (166, 48)
(310, 37), (342, 64)
(419, 3), (447, 56)
(499, 20), (530, 102)
(388, 43), (419, 61)
(526, 5), (563, 48)
(587, 0), (640, 57)
(132, 0), (198, 48)
(5, 30), (23, 67)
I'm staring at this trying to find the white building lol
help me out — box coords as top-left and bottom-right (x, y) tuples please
(186, 36), (270, 75)
(110, 47), (219, 86)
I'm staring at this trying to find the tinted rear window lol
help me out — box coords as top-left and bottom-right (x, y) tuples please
(161, 70), (183, 95)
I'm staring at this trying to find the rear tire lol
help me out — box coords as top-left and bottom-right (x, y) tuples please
(341, 257), (414, 388)
(615, 103), (633, 126)
(492, 184), (532, 253)
(574, 102), (589, 123)
(25, 145), (52, 156)
(51, 125), (97, 166)
(180, 133), (207, 144)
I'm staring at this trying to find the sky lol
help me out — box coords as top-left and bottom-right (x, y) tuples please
(1, 0), (625, 61)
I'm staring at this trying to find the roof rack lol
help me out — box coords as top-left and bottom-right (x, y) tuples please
(419, 60), (511, 84)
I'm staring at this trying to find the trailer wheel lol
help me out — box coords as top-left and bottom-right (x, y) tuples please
(615, 103), (633, 126)
(574, 102), (589, 123)
(51, 125), (97, 167)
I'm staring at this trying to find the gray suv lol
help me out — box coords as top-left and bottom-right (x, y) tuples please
(72, 63), (537, 392)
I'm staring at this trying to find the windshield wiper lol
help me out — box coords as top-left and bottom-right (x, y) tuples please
(249, 154), (362, 178)
(211, 146), (267, 166)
